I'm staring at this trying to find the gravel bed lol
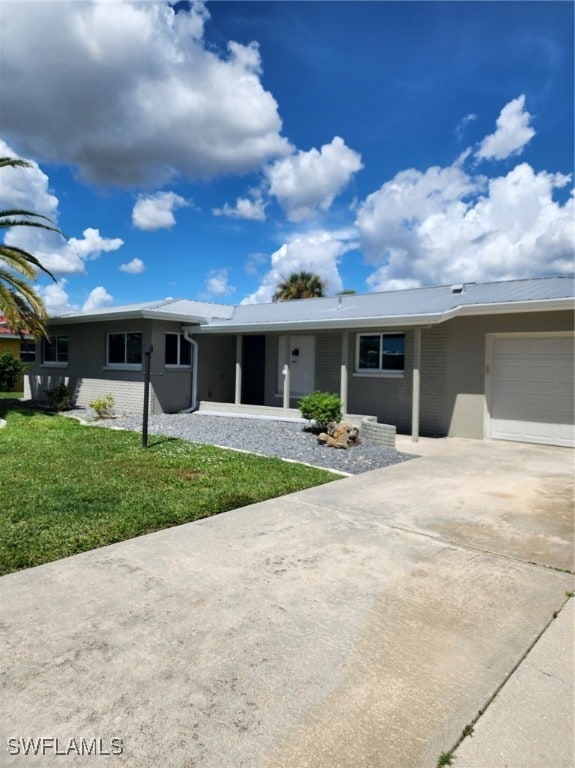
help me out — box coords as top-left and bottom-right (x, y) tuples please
(67, 411), (415, 475)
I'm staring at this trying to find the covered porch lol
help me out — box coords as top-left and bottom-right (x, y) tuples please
(225, 327), (422, 441)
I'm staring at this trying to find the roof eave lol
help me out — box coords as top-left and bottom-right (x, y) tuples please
(185, 297), (574, 334)
(184, 311), (455, 334)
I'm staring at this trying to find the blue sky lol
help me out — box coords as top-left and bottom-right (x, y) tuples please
(0, 0), (573, 315)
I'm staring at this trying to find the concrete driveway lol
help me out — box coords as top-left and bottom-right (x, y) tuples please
(1, 439), (573, 767)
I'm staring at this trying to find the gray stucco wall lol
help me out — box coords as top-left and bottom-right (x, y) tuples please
(196, 335), (235, 403)
(444, 310), (574, 439)
(345, 326), (448, 435)
(25, 319), (196, 415)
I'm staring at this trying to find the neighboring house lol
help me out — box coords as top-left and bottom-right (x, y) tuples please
(24, 276), (575, 447)
(0, 317), (35, 392)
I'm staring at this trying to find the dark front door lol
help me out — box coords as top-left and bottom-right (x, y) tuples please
(242, 335), (266, 405)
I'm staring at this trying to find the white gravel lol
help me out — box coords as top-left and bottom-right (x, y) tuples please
(69, 411), (415, 475)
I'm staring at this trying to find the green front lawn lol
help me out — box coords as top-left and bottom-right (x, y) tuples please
(0, 407), (338, 575)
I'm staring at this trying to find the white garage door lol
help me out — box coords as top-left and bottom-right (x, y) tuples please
(487, 333), (574, 447)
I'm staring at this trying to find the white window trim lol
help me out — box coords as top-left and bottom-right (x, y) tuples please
(102, 364), (142, 371)
(355, 332), (406, 376)
(106, 331), (143, 368)
(164, 333), (192, 368)
(352, 371), (404, 379)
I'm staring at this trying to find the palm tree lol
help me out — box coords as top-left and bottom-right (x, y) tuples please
(273, 271), (326, 301)
(1, 157), (59, 338)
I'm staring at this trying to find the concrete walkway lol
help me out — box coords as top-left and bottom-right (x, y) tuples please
(0, 439), (573, 767)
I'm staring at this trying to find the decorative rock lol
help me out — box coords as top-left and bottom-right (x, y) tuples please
(318, 420), (360, 449)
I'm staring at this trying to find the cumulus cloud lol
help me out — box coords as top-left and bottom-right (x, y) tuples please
(242, 229), (358, 304)
(1, 137), (124, 274)
(20, 227), (124, 275)
(119, 257), (145, 274)
(82, 286), (114, 313)
(37, 279), (114, 315)
(132, 192), (188, 231)
(265, 137), (363, 221)
(213, 194), (267, 221)
(37, 279), (78, 316)
(0, 1), (290, 187)
(476, 95), (535, 161)
(355, 159), (574, 291)
(205, 268), (235, 297)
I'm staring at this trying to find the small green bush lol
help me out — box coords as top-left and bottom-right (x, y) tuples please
(89, 394), (115, 419)
(298, 391), (342, 430)
(0, 351), (25, 392)
(46, 382), (74, 411)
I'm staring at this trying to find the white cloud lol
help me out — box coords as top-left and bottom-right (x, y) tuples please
(355, 159), (574, 290)
(213, 194), (267, 221)
(132, 192), (187, 231)
(26, 228), (124, 275)
(242, 229), (358, 304)
(0, 1), (291, 186)
(476, 95), (535, 161)
(1, 137), (124, 274)
(205, 268), (235, 297)
(36, 279), (114, 316)
(265, 137), (363, 221)
(82, 286), (114, 313)
(455, 112), (477, 142)
(36, 279), (78, 316)
(244, 252), (268, 276)
(119, 257), (145, 274)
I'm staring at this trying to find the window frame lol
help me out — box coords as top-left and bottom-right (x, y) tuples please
(20, 341), (37, 364)
(106, 331), (143, 370)
(42, 335), (69, 367)
(354, 332), (405, 377)
(164, 333), (192, 368)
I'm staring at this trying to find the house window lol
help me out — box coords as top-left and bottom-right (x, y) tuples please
(107, 332), (142, 367)
(20, 341), (36, 363)
(356, 333), (405, 374)
(165, 333), (191, 367)
(43, 335), (69, 365)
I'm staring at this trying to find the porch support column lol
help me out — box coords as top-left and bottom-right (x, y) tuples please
(340, 330), (349, 415)
(234, 335), (242, 405)
(411, 327), (421, 442)
(282, 334), (291, 410)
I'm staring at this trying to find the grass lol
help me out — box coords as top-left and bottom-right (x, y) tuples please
(0, 391), (23, 399)
(0, 405), (339, 575)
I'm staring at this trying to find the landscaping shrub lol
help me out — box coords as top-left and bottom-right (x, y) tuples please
(0, 351), (25, 392)
(46, 383), (74, 411)
(89, 394), (115, 418)
(298, 391), (342, 430)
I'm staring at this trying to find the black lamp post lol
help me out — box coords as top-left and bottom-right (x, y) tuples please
(142, 344), (153, 449)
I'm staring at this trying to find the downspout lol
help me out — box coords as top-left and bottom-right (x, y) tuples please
(411, 327), (421, 441)
(180, 329), (198, 413)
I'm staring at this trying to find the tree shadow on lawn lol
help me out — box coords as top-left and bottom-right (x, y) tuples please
(0, 400), (59, 420)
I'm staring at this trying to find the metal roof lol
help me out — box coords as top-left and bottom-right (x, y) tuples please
(49, 276), (574, 330)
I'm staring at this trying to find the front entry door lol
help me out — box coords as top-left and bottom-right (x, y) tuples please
(277, 335), (315, 395)
(242, 335), (266, 404)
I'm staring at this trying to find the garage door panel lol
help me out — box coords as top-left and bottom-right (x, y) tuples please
(489, 334), (574, 448)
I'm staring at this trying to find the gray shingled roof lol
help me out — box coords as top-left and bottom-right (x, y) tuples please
(51, 276), (573, 329)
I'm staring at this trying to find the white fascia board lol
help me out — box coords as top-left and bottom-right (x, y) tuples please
(456, 297), (574, 316)
(184, 312), (453, 335)
(49, 310), (205, 325)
